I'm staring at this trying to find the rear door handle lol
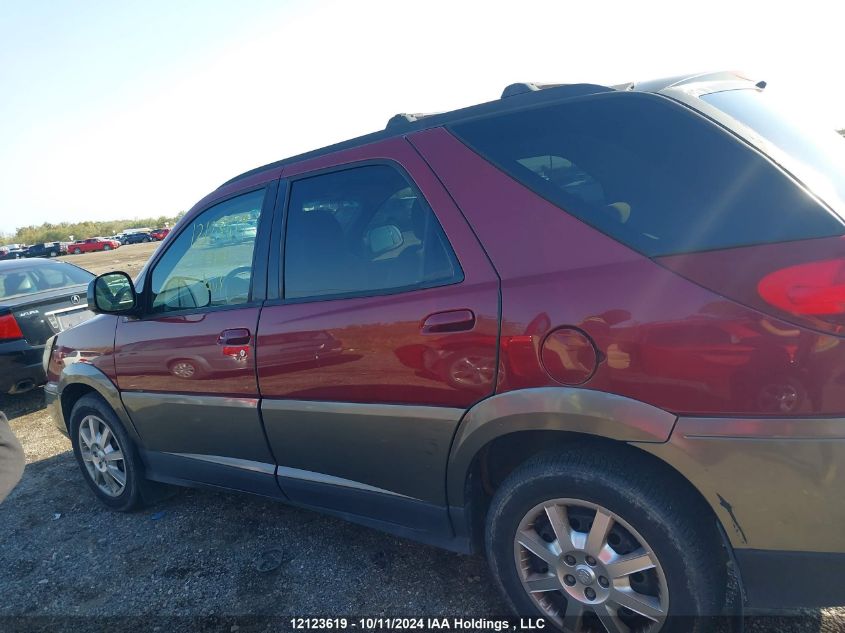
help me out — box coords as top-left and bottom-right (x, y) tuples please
(421, 309), (476, 334)
(218, 329), (252, 360)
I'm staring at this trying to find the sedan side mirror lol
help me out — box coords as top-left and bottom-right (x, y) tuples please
(89, 272), (138, 314)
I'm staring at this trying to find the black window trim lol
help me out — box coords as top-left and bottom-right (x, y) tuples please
(135, 180), (278, 320)
(269, 158), (465, 306)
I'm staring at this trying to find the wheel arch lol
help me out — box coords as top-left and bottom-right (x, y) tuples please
(447, 387), (678, 506)
(58, 363), (141, 443)
(448, 388), (736, 579)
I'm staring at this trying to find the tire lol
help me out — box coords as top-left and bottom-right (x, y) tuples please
(143, 237), (150, 243)
(103, 244), (111, 251)
(69, 394), (144, 511)
(485, 447), (726, 633)
(73, 248), (81, 254)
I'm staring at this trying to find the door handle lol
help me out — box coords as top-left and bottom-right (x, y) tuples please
(218, 329), (252, 359)
(421, 309), (475, 334)
(218, 328), (252, 345)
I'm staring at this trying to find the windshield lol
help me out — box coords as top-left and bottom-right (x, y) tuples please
(0, 263), (93, 300)
(701, 89), (845, 217)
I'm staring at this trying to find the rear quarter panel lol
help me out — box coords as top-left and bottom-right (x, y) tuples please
(410, 127), (845, 417)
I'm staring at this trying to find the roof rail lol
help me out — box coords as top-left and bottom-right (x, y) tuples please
(500, 82), (567, 98)
(621, 70), (757, 93)
(385, 112), (442, 131)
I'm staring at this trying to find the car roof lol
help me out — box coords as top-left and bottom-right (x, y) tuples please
(220, 70), (756, 190)
(0, 258), (74, 270)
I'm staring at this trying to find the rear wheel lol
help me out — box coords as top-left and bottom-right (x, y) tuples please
(69, 394), (143, 511)
(485, 448), (726, 632)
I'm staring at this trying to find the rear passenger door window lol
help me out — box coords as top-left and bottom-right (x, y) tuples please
(283, 164), (462, 300)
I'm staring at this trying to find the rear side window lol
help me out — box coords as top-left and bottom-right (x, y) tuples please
(284, 164), (462, 300)
(451, 92), (844, 256)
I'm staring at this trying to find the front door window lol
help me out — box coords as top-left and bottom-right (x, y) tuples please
(150, 190), (264, 313)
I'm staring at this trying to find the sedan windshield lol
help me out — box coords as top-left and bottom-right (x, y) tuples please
(0, 263), (93, 300)
(701, 88), (845, 218)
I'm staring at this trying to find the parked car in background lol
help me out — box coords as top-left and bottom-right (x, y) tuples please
(121, 232), (152, 245)
(46, 71), (845, 629)
(150, 228), (170, 241)
(1, 258), (94, 394)
(25, 242), (68, 258)
(69, 237), (120, 254)
(0, 244), (27, 260)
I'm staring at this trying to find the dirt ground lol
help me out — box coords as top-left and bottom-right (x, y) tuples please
(58, 240), (160, 277)
(1, 243), (843, 632)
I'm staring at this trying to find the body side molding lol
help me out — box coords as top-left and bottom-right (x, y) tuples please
(277, 465), (413, 499)
(166, 452), (276, 475)
(446, 387), (677, 505)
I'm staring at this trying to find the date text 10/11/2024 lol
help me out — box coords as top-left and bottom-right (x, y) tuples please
(290, 618), (548, 631)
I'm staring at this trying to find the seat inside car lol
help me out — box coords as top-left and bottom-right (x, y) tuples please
(2, 272), (35, 296)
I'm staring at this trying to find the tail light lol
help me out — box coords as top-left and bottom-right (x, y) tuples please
(758, 258), (845, 319)
(0, 313), (23, 342)
(657, 236), (845, 337)
(46, 340), (64, 381)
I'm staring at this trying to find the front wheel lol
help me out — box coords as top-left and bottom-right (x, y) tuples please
(103, 244), (111, 251)
(485, 448), (726, 632)
(73, 248), (81, 254)
(69, 394), (143, 511)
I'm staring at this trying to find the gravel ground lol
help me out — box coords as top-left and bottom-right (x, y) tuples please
(1, 243), (843, 632)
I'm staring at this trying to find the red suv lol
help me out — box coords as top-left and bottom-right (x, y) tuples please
(45, 72), (845, 630)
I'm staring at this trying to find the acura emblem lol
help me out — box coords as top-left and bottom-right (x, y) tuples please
(70, 295), (80, 305)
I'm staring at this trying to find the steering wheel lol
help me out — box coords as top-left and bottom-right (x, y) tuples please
(111, 284), (133, 306)
(222, 266), (252, 304)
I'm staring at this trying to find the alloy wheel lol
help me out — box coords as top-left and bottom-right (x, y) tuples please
(450, 355), (496, 388)
(514, 498), (669, 632)
(78, 415), (127, 497)
(171, 361), (196, 379)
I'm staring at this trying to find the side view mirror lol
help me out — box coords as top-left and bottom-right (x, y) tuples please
(88, 272), (138, 314)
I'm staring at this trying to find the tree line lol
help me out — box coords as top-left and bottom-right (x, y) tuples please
(2, 212), (185, 245)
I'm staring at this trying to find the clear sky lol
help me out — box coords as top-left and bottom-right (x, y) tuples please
(1, 0), (844, 235)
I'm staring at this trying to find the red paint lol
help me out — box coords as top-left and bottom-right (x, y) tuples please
(69, 237), (120, 253)
(54, 124), (845, 418)
(410, 127), (845, 416)
(114, 310), (260, 394)
(257, 137), (500, 408)
(541, 328), (598, 386)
